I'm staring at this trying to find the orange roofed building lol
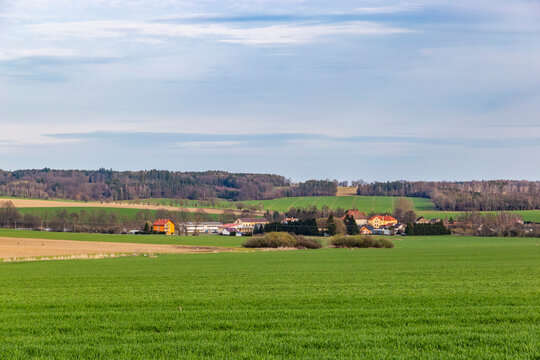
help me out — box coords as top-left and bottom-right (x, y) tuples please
(368, 215), (398, 229)
(153, 219), (175, 235)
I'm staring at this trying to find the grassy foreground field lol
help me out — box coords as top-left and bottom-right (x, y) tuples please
(0, 236), (538, 358)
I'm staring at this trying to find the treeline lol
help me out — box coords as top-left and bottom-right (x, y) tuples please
(0, 169), (336, 201)
(357, 180), (540, 211)
(405, 222), (451, 236)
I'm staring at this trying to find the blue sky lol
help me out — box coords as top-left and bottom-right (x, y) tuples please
(0, 0), (539, 181)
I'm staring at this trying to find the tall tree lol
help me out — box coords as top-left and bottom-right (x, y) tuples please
(344, 214), (359, 235)
(326, 214), (337, 236)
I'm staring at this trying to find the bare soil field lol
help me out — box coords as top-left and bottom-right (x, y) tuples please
(5, 199), (244, 215)
(0, 237), (235, 261)
(336, 187), (358, 196)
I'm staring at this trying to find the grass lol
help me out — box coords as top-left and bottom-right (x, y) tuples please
(16, 207), (220, 222)
(121, 196), (436, 212)
(418, 210), (540, 223)
(0, 229), (244, 248)
(0, 236), (538, 358)
(242, 196), (436, 212)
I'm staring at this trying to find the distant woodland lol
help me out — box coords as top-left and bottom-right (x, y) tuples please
(357, 180), (540, 211)
(0, 169), (337, 201)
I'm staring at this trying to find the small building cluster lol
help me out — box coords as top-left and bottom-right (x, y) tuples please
(150, 217), (270, 236)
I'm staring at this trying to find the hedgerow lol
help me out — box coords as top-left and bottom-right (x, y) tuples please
(330, 235), (394, 248)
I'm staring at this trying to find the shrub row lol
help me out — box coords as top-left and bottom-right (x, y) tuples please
(242, 232), (322, 249)
(330, 235), (394, 249)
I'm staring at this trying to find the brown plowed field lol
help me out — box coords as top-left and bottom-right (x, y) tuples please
(4, 199), (246, 215)
(0, 237), (235, 260)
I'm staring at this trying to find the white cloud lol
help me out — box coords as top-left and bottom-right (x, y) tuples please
(25, 20), (410, 45)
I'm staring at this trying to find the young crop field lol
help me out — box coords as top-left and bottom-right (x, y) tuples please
(242, 196), (436, 212)
(0, 236), (538, 358)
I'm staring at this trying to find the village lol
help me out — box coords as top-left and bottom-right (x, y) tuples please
(145, 209), (445, 237)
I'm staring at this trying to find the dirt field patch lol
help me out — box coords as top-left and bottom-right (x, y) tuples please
(0, 237), (235, 261)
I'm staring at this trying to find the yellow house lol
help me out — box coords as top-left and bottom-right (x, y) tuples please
(368, 215), (398, 229)
(153, 219), (175, 235)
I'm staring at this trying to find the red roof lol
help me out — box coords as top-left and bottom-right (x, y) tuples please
(341, 209), (367, 220)
(153, 219), (172, 226)
(369, 215), (397, 222)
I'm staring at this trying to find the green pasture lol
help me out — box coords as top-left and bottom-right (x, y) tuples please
(0, 229), (243, 248)
(418, 210), (540, 223)
(16, 207), (219, 222)
(0, 236), (538, 359)
(120, 196), (436, 213)
(242, 195), (436, 212)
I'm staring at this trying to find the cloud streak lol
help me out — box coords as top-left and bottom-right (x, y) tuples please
(25, 20), (411, 45)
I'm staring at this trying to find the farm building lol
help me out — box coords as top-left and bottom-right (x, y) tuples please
(185, 222), (223, 234)
(233, 218), (269, 233)
(341, 209), (368, 225)
(152, 219), (175, 235)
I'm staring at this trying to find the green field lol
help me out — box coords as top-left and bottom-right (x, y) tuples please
(0, 236), (538, 358)
(242, 196), (436, 212)
(418, 210), (540, 223)
(121, 196), (436, 213)
(0, 229), (243, 248)
(16, 207), (219, 222)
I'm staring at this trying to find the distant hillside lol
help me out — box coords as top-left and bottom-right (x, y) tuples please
(0, 169), (336, 202)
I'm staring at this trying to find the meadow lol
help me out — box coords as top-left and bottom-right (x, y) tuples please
(0, 236), (538, 359)
(16, 207), (219, 222)
(418, 210), (540, 223)
(242, 196), (436, 212)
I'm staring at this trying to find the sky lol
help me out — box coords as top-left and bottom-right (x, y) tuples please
(0, 0), (539, 182)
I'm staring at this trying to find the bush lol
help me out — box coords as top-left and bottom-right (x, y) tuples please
(330, 235), (394, 249)
(293, 235), (322, 249)
(242, 232), (321, 249)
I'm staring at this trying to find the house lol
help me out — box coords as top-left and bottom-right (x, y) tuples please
(372, 228), (392, 236)
(429, 218), (442, 224)
(233, 218), (269, 233)
(281, 217), (299, 224)
(393, 223), (407, 234)
(368, 215), (398, 229)
(359, 225), (375, 235)
(416, 216), (430, 224)
(218, 223), (241, 235)
(153, 219), (175, 235)
(341, 209), (368, 225)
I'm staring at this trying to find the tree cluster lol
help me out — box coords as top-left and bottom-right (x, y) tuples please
(357, 180), (540, 211)
(256, 219), (320, 236)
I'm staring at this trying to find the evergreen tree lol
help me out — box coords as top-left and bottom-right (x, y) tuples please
(143, 221), (150, 233)
(326, 214), (337, 236)
(344, 214), (359, 235)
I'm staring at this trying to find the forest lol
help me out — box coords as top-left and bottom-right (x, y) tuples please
(0, 169), (337, 201)
(357, 180), (540, 211)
